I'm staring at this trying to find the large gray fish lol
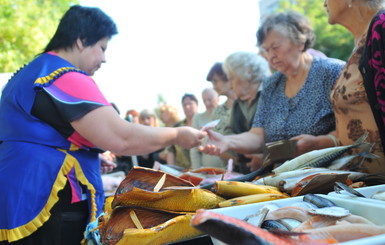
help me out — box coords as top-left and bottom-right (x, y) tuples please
(273, 133), (371, 174)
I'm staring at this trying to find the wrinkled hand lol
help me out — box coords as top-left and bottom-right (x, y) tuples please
(198, 129), (228, 156)
(99, 153), (117, 174)
(175, 126), (207, 149)
(291, 134), (320, 156)
(244, 153), (264, 172)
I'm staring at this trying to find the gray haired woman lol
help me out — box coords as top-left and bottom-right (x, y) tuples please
(220, 51), (270, 173)
(199, 11), (346, 172)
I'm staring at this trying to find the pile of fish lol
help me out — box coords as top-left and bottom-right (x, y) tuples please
(97, 167), (224, 245)
(253, 167), (370, 196)
(93, 132), (385, 244)
(273, 132), (375, 173)
(252, 133), (380, 196)
(95, 167), (289, 244)
(191, 194), (385, 244)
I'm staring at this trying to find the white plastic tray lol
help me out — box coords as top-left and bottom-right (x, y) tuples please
(209, 194), (385, 245)
(328, 184), (385, 205)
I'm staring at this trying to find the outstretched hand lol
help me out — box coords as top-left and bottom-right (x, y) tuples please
(198, 129), (228, 156)
(175, 126), (207, 149)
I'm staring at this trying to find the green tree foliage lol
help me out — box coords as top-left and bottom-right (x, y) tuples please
(278, 0), (354, 61)
(0, 0), (78, 73)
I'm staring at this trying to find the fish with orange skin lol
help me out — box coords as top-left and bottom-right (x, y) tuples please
(191, 209), (338, 245)
(179, 159), (244, 186)
(179, 167), (228, 185)
(180, 167), (226, 185)
(112, 167), (225, 212)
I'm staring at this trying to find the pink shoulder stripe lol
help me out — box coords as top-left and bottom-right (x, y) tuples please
(53, 72), (110, 105)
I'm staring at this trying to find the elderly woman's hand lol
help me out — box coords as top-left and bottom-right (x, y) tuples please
(198, 129), (228, 156)
(244, 153), (264, 171)
(175, 126), (207, 149)
(291, 133), (337, 156)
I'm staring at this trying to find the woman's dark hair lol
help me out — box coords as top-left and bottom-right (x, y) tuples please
(257, 10), (315, 52)
(44, 5), (118, 52)
(206, 62), (228, 82)
(181, 93), (198, 104)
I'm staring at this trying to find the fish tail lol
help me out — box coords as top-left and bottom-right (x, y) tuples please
(357, 151), (379, 159)
(353, 132), (369, 145)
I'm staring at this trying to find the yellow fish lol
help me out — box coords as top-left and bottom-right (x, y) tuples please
(99, 206), (202, 245)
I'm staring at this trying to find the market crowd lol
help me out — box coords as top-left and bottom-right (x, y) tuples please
(0, 0), (384, 244)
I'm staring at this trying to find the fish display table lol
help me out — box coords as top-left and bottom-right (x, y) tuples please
(206, 194), (385, 245)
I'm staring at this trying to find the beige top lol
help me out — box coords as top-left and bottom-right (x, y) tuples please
(331, 35), (385, 174)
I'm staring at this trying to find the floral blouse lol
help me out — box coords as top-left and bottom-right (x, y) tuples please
(331, 34), (385, 174)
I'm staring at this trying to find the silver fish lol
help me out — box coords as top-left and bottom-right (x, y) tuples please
(254, 167), (367, 189)
(334, 181), (366, 198)
(273, 132), (369, 174)
(254, 167), (332, 187)
(303, 193), (336, 208)
(280, 170), (368, 193)
(328, 148), (378, 170)
(261, 219), (290, 232)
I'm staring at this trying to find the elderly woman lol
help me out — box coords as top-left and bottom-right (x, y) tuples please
(296, 0), (385, 174)
(199, 11), (345, 172)
(219, 51), (270, 173)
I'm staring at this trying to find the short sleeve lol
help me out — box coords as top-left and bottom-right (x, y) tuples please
(42, 72), (110, 121)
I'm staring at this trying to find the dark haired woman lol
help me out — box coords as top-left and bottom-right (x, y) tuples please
(0, 5), (205, 244)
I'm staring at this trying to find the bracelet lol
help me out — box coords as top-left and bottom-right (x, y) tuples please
(326, 134), (339, 147)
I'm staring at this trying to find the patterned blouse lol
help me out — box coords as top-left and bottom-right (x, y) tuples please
(332, 31), (385, 174)
(253, 57), (345, 143)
